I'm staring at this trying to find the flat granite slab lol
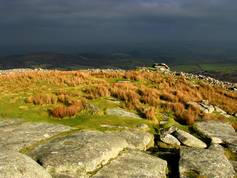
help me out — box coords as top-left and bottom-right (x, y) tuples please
(0, 119), (72, 151)
(28, 130), (129, 178)
(179, 146), (235, 178)
(0, 149), (52, 178)
(27, 130), (154, 178)
(92, 150), (167, 178)
(194, 121), (237, 152)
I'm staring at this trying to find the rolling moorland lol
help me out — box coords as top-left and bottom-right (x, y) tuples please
(0, 66), (237, 177)
(0, 52), (237, 83)
(0, 67), (236, 127)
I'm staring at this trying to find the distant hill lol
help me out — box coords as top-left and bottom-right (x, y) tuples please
(0, 52), (237, 82)
(0, 52), (168, 69)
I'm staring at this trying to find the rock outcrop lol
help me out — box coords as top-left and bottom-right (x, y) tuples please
(108, 130), (154, 150)
(174, 129), (207, 148)
(92, 150), (167, 178)
(187, 100), (233, 117)
(0, 119), (160, 178)
(106, 108), (141, 119)
(27, 130), (154, 178)
(194, 121), (237, 151)
(0, 119), (72, 151)
(28, 131), (129, 177)
(179, 146), (235, 178)
(160, 133), (180, 147)
(1, 118), (236, 178)
(0, 149), (52, 178)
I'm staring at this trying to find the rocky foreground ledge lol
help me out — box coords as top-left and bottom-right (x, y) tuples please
(0, 119), (236, 178)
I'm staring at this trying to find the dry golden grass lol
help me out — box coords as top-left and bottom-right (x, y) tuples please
(1, 69), (237, 125)
(139, 87), (160, 106)
(50, 106), (79, 118)
(142, 106), (159, 124)
(49, 99), (86, 118)
(84, 85), (110, 99)
(26, 94), (58, 105)
(111, 88), (140, 108)
(178, 108), (198, 125)
(160, 92), (178, 102)
(124, 71), (143, 81)
(57, 94), (75, 106)
(90, 70), (124, 79)
(197, 83), (237, 113)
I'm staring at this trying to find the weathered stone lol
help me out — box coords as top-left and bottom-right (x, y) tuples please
(194, 121), (237, 150)
(106, 108), (141, 119)
(28, 130), (153, 178)
(207, 105), (215, 113)
(0, 150), (52, 178)
(160, 133), (180, 147)
(187, 101), (216, 114)
(107, 130), (154, 150)
(179, 147), (235, 178)
(223, 113), (232, 118)
(215, 106), (227, 114)
(92, 150), (167, 178)
(187, 101), (209, 113)
(231, 161), (237, 173)
(200, 103), (215, 113)
(186, 101), (201, 109)
(160, 126), (177, 135)
(175, 129), (207, 148)
(157, 141), (180, 150)
(0, 119), (72, 151)
(208, 144), (225, 153)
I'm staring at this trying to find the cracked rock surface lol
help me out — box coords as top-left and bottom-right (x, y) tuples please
(0, 149), (52, 178)
(106, 108), (141, 119)
(1, 118), (235, 178)
(27, 130), (155, 178)
(0, 119), (72, 151)
(179, 146), (235, 178)
(194, 121), (237, 151)
(0, 119), (159, 178)
(107, 130), (154, 150)
(92, 150), (167, 178)
(28, 131), (129, 178)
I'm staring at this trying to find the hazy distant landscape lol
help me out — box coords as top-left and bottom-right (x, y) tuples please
(1, 41), (237, 82)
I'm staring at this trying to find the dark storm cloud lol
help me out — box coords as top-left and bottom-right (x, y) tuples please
(0, 0), (237, 49)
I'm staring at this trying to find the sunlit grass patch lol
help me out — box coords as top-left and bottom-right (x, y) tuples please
(0, 69), (236, 130)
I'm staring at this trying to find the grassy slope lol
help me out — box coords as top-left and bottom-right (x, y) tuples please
(0, 69), (236, 131)
(0, 71), (153, 131)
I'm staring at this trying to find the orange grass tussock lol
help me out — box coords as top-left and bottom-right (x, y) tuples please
(50, 99), (87, 118)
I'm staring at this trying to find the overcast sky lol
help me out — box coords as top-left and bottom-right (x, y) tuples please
(0, 0), (237, 54)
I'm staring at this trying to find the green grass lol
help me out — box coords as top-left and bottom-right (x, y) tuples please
(0, 96), (150, 131)
(0, 81), (152, 131)
(0, 71), (151, 131)
(171, 64), (201, 72)
(172, 63), (237, 73)
(200, 64), (237, 73)
(0, 69), (236, 133)
(162, 116), (189, 132)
